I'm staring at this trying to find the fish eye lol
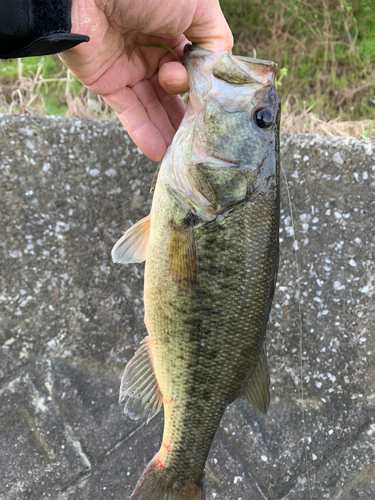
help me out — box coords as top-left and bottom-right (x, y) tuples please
(254, 108), (274, 129)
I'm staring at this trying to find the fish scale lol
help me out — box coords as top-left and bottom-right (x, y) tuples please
(143, 189), (278, 490)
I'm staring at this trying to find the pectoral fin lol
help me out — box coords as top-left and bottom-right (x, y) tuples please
(119, 337), (162, 424)
(112, 214), (150, 264)
(169, 217), (197, 291)
(240, 348), (270, 414)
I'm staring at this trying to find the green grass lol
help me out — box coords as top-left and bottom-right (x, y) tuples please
(221, 0), (375, 121)
(0, 56), (65, 115)
(0, 56), (83, 116)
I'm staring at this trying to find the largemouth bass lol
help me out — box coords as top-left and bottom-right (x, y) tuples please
(112, 44), (280, 500)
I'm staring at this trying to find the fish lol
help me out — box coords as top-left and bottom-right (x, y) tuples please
(112, 44), (280, 500)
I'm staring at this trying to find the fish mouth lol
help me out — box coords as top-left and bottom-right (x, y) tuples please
(183, 44), (277, 87)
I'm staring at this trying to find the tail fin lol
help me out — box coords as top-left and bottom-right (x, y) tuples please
(131, 456), (204, 500)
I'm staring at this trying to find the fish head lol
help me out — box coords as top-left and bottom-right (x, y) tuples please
(164, 45), (280, 219)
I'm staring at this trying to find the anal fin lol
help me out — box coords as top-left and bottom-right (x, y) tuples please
(119, 337), (162, 424)
(240, 348), (270, 414)
(112, 214), (150, 264)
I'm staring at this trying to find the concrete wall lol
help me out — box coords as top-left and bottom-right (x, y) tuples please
(0, 114), (374, 499)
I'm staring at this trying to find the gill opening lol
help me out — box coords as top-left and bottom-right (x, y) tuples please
(281, 165), (313, 500)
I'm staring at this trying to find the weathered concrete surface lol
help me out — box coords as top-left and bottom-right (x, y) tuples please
(0, 114), (374, 500)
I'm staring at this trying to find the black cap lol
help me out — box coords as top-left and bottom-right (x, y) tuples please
(0, 0), (90, 59)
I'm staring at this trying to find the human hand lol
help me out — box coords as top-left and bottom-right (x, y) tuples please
(59, 0), (233, 161)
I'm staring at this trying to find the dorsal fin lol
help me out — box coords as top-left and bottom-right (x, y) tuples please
(112, 214), (150, 264)
(168, 217), (197, 291)
(119, 337), (163, 424)
(240, 347), (270, 413)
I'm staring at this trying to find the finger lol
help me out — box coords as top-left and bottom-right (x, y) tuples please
(158, 62), (189, 96)
(156, 38), (190, 96)
(132, 79), (176, 146)
(150, 73), (186, 131)
(103, 87), (167, 161)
